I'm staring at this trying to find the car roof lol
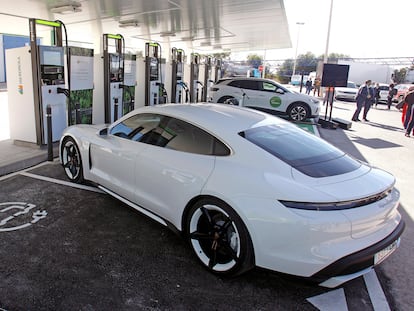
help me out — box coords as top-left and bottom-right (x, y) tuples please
(218, 77), (278, 83)
(129, 103), (286, 135)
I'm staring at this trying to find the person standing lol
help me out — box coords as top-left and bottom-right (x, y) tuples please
(313, 77), (321, 97)
(362, 83), (375, 121)
(352, 80), (372, 122)
(305, 78), (312, 95)
(387, 83), (397, 109)
(404, 86), (414, 137)
(374, 82), (381, 107)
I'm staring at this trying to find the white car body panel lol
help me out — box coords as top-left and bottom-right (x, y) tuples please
(59, 103), (403, 287)
(209, 78), (320, 118)
(335, 81), (359, 101)
(134, 145), (215, 226)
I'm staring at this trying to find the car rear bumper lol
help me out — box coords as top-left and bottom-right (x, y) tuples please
(314, 219), (405, 287)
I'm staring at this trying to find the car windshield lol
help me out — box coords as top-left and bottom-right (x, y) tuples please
(347, 82), (357, 88)
(240, 124), (361, 177)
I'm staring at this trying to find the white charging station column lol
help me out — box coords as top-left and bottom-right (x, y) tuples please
(103, 34), (125, 123)
(6, 19), (68, 146)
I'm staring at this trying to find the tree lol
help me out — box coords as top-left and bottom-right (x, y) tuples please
(246, 54), (263, 69)
(275, 51), (351, 83)
(393, 68), (408, 84)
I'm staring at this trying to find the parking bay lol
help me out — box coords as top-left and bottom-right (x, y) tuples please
(0, 161), (394, 310)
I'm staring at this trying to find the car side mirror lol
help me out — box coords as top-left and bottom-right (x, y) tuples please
(276, 89), (284, 94)
(98, 127), (108, 136)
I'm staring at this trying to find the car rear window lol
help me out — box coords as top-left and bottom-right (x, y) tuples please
(240, 124), (361, 177)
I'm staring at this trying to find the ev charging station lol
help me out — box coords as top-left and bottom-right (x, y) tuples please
(189, 53), (203, 103)
(170, 48), (189, 103)
(6, 18), (68, 145)
(214, 58), (223, 82)
(103, 33), (124, 123)
(202, 56), (214, 102)
(144, 42), (166, 106)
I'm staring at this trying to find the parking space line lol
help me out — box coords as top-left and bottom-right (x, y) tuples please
(363, 270), (391, 311)
(306, 288), (348, 311)
(19, 172), (105, 194)
(0, 161), (51, 182)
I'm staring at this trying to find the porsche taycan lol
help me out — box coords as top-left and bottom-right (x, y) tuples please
(60, 103), (404, 288)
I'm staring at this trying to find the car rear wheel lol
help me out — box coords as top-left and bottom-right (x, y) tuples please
(217, 96), (235, 104)
(61, 137), (84, 183)
(186, 198), (254, 276)
(288, 103), (309, 121)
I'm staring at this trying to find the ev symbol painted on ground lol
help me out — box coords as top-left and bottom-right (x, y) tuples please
(0, 202), (47, 232)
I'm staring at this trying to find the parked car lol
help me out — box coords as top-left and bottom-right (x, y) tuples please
(377, 83), (391, 104)
(208, 77), (320, 121)
(393, 84), (413, 102)
(60, 103), (404, 288)
(334, 81), (358, 101)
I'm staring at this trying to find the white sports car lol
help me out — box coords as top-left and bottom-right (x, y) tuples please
(60, 103), (404, 288)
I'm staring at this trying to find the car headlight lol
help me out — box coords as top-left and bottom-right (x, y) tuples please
(310, 98), (319, 104)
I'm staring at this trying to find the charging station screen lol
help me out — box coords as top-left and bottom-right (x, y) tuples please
(149, 58), (158, 81)
(176, 63), (183, 79)
(42, 51), (63, 66)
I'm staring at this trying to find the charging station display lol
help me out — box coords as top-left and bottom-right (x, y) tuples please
(68, 47), (94, 125)
(122, 54), (137, 115)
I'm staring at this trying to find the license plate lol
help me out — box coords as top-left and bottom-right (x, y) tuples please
(374, 238), (400, 265)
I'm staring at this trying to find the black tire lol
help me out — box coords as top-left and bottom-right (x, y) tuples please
(217, 96), (235, 104)
(287, 102), (309, 121)
(61, 137), (84, 183)
(186, 198), (254, 276)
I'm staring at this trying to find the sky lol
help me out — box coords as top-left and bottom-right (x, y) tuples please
(234, 0), (414, 62)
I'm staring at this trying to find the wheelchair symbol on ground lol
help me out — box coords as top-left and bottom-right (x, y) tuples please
(0, 202), (47, 232)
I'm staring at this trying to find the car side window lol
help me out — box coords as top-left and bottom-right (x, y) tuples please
(109, 113), (163, 142)
(262, 82), (277, 92)
(228, 80), (259, 91)
(110, 114), (230, 155)
(163, 118), (230, 156)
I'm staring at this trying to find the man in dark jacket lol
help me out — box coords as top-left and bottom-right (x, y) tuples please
(387, 83), (397, 109)
(352, 80), (372, 121)
(404, 87), (414, 137)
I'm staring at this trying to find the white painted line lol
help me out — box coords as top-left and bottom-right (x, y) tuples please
(19, 172), (105, 194)
(364, 270), (391, 311)
(307, 288), (348, 311)
(0, 161), (51, 182)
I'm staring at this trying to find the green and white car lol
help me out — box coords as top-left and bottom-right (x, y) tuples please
(209, 77), (320, 121)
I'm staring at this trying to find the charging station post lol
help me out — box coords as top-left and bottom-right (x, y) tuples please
(6, 18), (68, 145)
(103, 33), (125, 123)
(171, 48), (188, 103)
(145, 42), (166, 106)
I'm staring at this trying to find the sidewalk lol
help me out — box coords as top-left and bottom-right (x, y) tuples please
(0, 140), (59, 176)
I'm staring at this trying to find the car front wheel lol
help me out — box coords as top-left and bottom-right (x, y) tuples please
(288, 103), (309, 121)
(186, 198), (254, 276)
(61, 137), (84, 183)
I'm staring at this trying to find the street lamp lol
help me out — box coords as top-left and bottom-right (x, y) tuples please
(292, 22), (305, 78)
(323, 0), (334, 63)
